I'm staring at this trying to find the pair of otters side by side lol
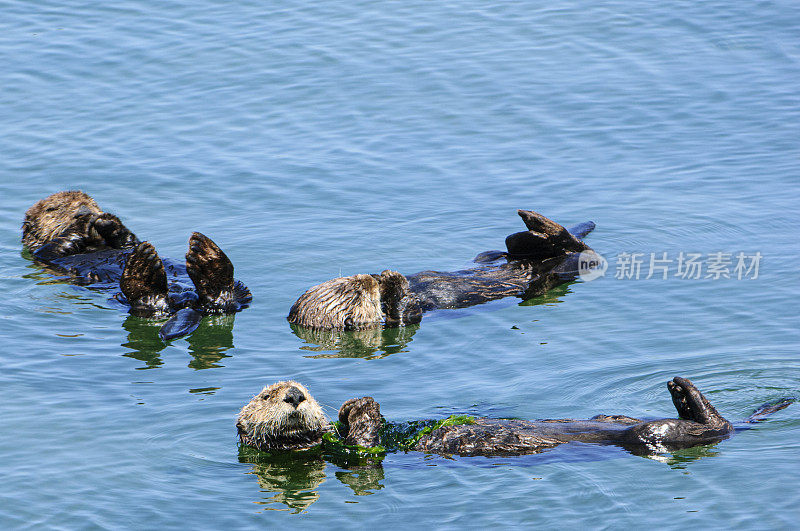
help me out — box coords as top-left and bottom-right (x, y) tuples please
(23, 191), (599, 338)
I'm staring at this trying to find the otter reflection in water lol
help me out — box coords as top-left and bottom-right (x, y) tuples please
(289, 323), (419, 359)
(237, 379), (793, 459)
(22, 191), (251, 340)
(288, 209), (600, 331)
(238, 447), (385, 514)
(122, 313), (236, 370)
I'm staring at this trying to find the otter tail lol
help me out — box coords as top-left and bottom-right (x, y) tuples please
(744, 397), (795, 423)
(159, 308), (204, 341)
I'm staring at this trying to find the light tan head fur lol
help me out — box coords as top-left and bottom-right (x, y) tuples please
(237, 381), (330, 451)
(287, 274), (382, 330)
(22, 191), (103, 250)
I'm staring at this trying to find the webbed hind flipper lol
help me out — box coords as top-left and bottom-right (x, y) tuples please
(668, 377), (729, 426)
(120, 242), (170, 316)
(185, 232), (240, 313)
(158, 308), (204, 341)
(506, 210), (590, 259)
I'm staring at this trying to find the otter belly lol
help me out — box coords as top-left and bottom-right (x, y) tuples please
(413, 418), (637, 456)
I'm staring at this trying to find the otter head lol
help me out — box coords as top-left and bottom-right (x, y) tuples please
(237, 381), (330, 451)
(22, 191), (103, 250)
(287, 271), (422, 330)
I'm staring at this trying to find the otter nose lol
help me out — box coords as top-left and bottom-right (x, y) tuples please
(283, 386), (306, 408)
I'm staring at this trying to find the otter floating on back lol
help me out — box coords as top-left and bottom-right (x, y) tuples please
(237, 378), (793, 458)
(287, 209), (601, 330)
(22, 191), (251, 340)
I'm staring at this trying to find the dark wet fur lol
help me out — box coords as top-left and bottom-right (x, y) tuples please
(336, 377), (792, 458)
(289, 210), (597, 329)
(23, 192), (251, 339)
(185, 232), (241, 313)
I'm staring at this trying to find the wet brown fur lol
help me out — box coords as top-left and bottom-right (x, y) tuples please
(288, 210), (592, 330)
(240, 378), (782, 458)
(22, 192), (250, 331)
(288, 270), (421, 330)
(237, 381), (330, 451)
(288, 274), (383, 329)
(22, 191), (104, 251)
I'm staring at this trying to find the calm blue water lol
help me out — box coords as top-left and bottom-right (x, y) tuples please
(1, 0), (799, 527)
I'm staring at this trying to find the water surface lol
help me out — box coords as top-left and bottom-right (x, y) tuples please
(1, 0), (798, 527)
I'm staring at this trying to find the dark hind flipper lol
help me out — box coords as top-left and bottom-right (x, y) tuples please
(92, 213), (139, 249)
(745, 397), (795, 423)
(234, 280), (252, 306)
(668, 377), (728, 425)
(506, 210), (589, 259)
(158, 308), (204, 341)
(120, 242), (170, 316)
(517, 209), (573, 236)
(185, 232), (239, 313)
(567, 221), (596, 240)
(338, 397), (383, 448)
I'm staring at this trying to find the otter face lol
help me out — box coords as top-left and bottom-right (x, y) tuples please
(237, 381), (330, 451)
(22, 191), (103, 250)
(287, 272), (422, 330)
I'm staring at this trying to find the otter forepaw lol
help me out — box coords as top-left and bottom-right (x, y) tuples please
(120, 241), (169, 315)
(185, 232), (238, 313)
(93, 213), (139, 248)
(31, 214), (95, 260)
(338, 397), (382, 448)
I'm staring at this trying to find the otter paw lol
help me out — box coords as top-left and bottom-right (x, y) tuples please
(120, 242), (169, 314)
(93, 213), (139, 248)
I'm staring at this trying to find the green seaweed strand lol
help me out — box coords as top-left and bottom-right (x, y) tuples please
(305, 415), (476, 457)
(397, 415), (475, 451)
(320, 431), (387, 457)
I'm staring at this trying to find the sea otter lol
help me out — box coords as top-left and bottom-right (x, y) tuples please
(237, 378), (793, 457)
(237, 381), (331, 451)
(22, 191), (251, 340)
(287, 209), (600, 330)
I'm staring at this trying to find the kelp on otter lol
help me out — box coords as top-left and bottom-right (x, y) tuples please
(238, 379), (793, 459)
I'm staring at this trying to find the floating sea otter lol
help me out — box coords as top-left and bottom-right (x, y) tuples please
(22, 191), (251, 340)
(237, 379), (793, 458)
(288, 210), (600, 330)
